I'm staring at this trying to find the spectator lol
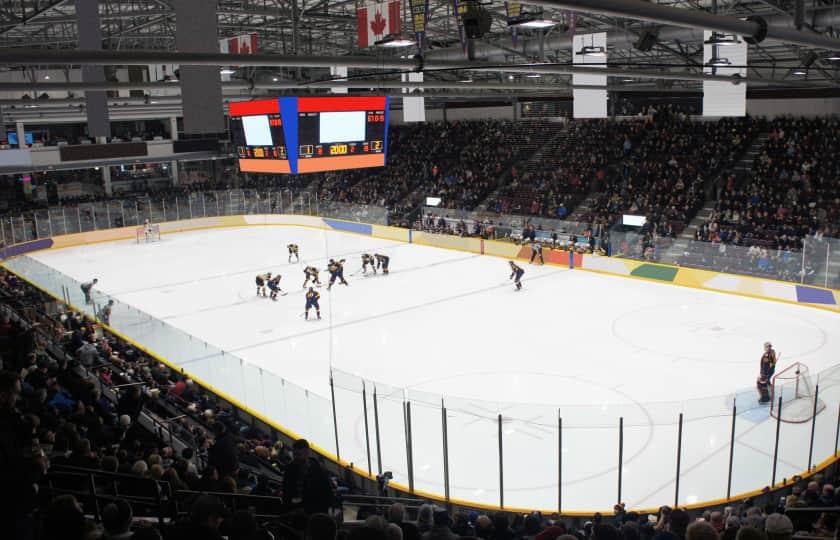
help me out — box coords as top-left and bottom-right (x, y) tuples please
(417, 504), (435, 535)
(722, 517), (741, 540)
(736, 528), (767, 540)
(687, 521), (720, 540)
(282, 438), (334, 515)
(306, 513), (337, 540)
(169, 494), (228, 540)
(102, 499), (134, 540)
(42, 495), (88, 540)
(208, 421), (239, 478)
(389, 502), (420, 540)
(422, 508), (458, 540)
(764, 514), (793, 540)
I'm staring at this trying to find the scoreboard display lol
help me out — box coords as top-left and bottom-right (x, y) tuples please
(230, 96), (389, 174)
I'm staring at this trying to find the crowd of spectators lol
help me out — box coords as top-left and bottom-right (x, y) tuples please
(695, 118), (840, 251)
(306, 120), (544, 226)
(485, 119), (645, 219)
(583, 112), (762, 242)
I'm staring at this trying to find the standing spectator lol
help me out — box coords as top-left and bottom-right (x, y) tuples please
(99, 299), (115, 325)
(76, 339), (100, 368)
(117, 385), (144, 422)
(207, 421), (239, 479)
(80, 278), (98, 304)
(282, 439), (334, 515)
(1, 370), (41, 540)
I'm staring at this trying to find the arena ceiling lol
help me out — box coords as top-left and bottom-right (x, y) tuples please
(0, 0), (839, 103)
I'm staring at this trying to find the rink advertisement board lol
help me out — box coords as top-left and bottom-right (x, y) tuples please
(230, 96), (389, 174)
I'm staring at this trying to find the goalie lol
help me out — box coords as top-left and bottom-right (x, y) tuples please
(760, 342), (778, 380)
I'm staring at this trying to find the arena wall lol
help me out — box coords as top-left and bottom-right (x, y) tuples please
(580, 254), (840, 312)
(4, 214), (837, 313)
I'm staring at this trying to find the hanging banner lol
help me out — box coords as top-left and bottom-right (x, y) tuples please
(703, 31), (747, 117)
(409, 0), (429, 50)
(219, 33), (259, 81)
(505, 2), (520, 46)
(357, 0), (402, 48)
(452, 0), (468, 56)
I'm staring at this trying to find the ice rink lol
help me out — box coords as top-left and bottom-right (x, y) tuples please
(14, 226), (840, 511)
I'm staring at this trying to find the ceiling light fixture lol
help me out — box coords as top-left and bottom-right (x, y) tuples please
(220, 69), (236, 75)
(375, 34), (416, 48)
(577, 45), (607, 57)
(705, 56), (732, 67)
(526, 73), (542, 78)
(704, 32), (742, 46)
(511, 18), (557, 29)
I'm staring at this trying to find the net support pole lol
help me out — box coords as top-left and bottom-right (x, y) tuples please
(498, 413), (504, 509)
(558, 410), (563, 513)
(329, 370), (340, 461)
(675, 412), (683, 506)
(442, 399), (450, 504)
(727, 401), (737, 499)
(772, 396), (782, 485)
(618, 416), (624, 505)
(373, 386), (383, 474)
(404, 401), (414, 493)
(808, 384), (819, 470)
(362, 381), (372, 475)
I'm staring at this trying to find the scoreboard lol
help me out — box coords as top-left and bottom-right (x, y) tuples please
(230, 96), (389, 174)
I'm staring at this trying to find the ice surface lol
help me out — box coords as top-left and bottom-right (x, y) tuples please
(25, 226), (840, 510)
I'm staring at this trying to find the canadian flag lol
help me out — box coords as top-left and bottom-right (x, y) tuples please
(219, 33), (259, 55)
(357, 1), (401, 48)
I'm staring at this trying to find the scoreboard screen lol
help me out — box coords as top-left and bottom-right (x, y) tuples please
(230, 96), (389, 175)
(230, 99), (289, 173)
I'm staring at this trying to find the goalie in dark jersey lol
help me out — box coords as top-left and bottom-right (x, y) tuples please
(256, 272), (272, 297)
(302, 266), (321, 288)
(305, 288), (321, 320)
(361, 253), (377, 274)
(287, 244), (300, 263)
(375, 253), (390, 274)
(327, 259), (348, 290)
(267, 275), (285, 300)
(509, 261), (524, 291)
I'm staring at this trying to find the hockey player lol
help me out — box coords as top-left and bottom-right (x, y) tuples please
(287, 244), (300, 263)
(302, 266), (321, 288)
(267, 275), (285, 300)
(305, 287), (321, 320)
(81, 278), (98, 304)
(530, 241), (544, 265)
(760, 342), (778, 379)
(509, 261), (524, 291)
(256, 272), (272, 297)
(361, 253), (377, 274)
(327, 259), (348, 290)
(98, 299), (114, 325)
(375, 253), (390, 275)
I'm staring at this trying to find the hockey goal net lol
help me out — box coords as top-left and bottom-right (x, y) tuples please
(770, 362), (825, 423)
(136, 224), (161, 243)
